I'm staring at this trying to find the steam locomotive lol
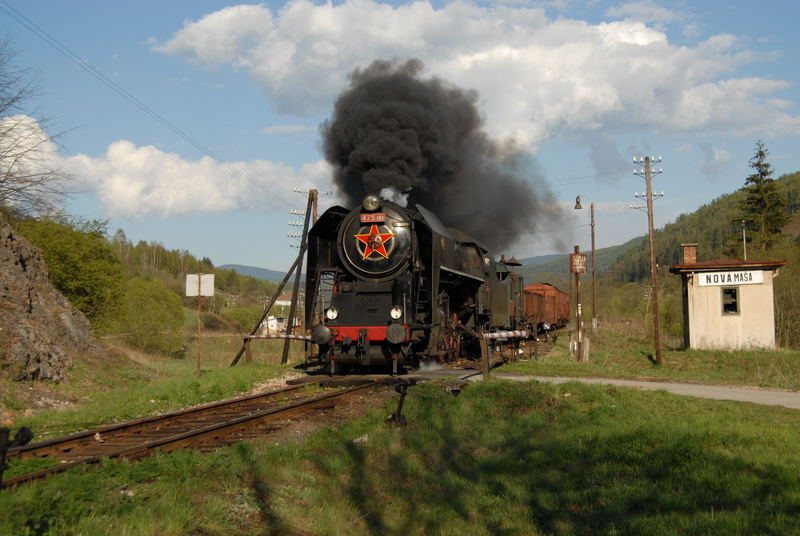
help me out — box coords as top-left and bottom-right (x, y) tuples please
(304, 195), (567, 373)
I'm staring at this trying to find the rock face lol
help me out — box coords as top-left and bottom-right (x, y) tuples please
(0, 215), (106, 382)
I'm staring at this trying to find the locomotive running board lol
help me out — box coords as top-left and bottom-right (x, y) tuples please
(440, 265), (485, 282)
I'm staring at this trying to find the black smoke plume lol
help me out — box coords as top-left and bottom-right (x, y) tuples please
(322, 58), (560, 252)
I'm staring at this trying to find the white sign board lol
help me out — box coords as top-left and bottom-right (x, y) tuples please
(186, 274), (215, 296)
(697, 270), (763, 287)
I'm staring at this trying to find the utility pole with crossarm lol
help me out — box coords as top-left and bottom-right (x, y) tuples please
(632, 155), (664, 365)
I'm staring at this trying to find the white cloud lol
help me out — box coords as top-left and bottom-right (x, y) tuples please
(151, 0), (800, 149)
(152, 5), (273, 68)
(64, 140), (334, 218)
(0, 115), (67, 213)
(0, 115), (61, 172)
(605, 1), (684, 24)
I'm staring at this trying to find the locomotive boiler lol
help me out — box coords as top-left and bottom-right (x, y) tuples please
(304, 195), (528, 373)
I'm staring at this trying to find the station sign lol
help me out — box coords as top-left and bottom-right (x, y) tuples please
(570, 253), (587, 274)
(186, 274), (215, 296)
(697, 270), (763, 287)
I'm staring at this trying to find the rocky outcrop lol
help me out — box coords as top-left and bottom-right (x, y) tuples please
(0, 215), (106, 382)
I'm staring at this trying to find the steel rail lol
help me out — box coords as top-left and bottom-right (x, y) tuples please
(7, 380), (324, 461)
(2, 379), (389, 489)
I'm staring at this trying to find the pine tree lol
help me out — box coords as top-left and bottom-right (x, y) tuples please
(739, 140), (787, 252)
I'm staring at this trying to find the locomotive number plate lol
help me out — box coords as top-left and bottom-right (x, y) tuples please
(360, 213), (386, 223)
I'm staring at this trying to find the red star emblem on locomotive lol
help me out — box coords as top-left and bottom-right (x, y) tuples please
(354, 224), (395, 260)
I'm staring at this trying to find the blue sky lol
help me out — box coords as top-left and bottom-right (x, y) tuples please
(3, 0), (799, 271)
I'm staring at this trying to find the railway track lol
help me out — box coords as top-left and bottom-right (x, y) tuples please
(2, 377), (392, 489)
(3, 342), (557, 490)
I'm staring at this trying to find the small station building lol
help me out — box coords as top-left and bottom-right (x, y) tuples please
(670, 243), (786, 350)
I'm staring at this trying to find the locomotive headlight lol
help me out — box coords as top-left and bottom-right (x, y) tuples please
(325, 306), (339, 320)
(390, 306), (403, 320)
(363, 195), (381, 212)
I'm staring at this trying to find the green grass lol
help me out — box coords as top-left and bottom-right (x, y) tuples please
(177, 333), (308, 370)
(5, 331), (311, 441)
(3, 333), (309, 479)
(10, 362), (286, 442)
(3, 380), (800, 535)
(2, 327), (312, 440)
(506, 325), (800, 390)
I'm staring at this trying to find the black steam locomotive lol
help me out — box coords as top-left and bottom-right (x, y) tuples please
(304, 195), (529, 374)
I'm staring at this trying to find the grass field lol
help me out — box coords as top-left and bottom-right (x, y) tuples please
(4, 319), (800, 534)
(2, 379), (799, 535)
(3, 332), (310, 441)
(506, 322), (800, 390)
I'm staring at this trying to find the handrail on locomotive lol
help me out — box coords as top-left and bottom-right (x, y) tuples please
(304, 195), (569, 374)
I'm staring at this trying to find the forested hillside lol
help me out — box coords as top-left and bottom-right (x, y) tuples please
(519, 166), (800, 349)
(9, 169), (800, 353)
(601, 169), (800, 348)
(519, 239), (636, 283)
(12, 215), (279, 357)
(216, 264), (287, 283)
(608, 171), (800, 282)
(107, 229), (279, 310)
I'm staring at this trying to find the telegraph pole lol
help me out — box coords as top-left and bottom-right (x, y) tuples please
(282, 189), (317, 364)
(590, 203), (597, 331)
(633, 156), (664, 365)
(574, 245), (583, 360)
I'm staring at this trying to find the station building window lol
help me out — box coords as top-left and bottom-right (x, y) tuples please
(721, 287), (739, 315)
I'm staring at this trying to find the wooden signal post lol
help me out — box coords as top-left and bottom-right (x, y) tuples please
(570, 246), (588, 362)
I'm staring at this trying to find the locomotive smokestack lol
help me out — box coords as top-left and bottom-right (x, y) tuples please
(322, 58), (561, 251)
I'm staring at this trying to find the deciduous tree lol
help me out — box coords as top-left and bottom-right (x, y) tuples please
(115, 277), (184, 355)
(15, 215), (124, 333)
(0, 39), (69, 216)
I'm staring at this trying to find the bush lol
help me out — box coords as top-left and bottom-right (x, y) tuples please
(200, 311), (239, 332)
(14, 216), (124, 333)
(115, 277), (184, 355)
(221, 306), (265, 333)
(772, 237), (800, 348)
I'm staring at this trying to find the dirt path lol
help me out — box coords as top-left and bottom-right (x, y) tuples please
(491, 372), (800, 410)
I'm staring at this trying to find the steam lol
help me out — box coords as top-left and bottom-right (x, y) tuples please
(322, 58), (560, 251)
(379, 186), (409, 207)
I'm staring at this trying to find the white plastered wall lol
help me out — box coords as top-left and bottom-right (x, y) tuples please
(687, 270), (777, 350)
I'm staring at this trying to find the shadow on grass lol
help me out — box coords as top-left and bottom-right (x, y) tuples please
(235, 442), (288, 535)
(642, 351), (657, 365)
(343, 440), (389, 534)
(311, 385), (800, 535)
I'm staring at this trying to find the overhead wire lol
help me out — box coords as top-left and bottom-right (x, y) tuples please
(0, 0), (280, 198)
(0, 0), (625, 211)
(0, 1), (219, 159)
